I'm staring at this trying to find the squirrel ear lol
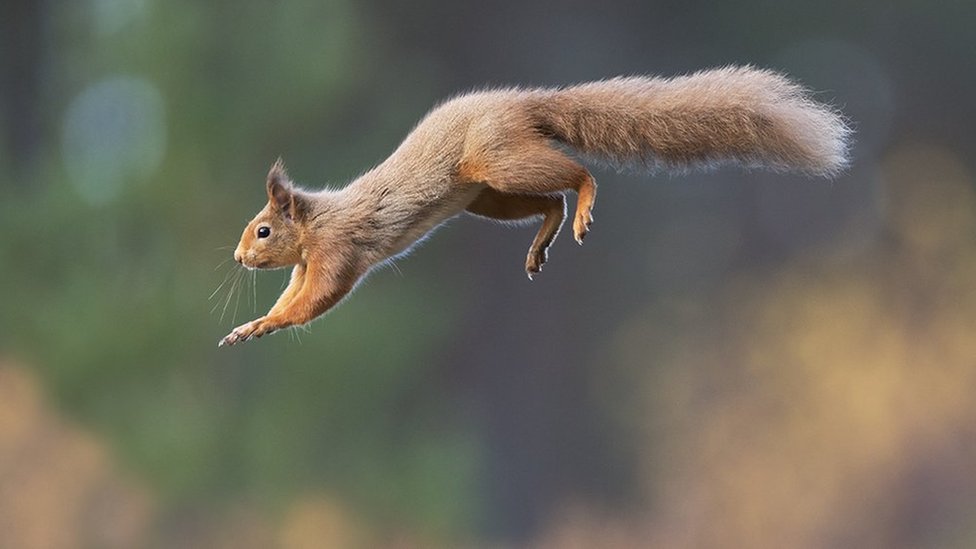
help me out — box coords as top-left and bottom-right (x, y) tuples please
(266, 158), (301, 219)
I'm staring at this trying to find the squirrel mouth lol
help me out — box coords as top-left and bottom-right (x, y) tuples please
(239, 257), (269, 270)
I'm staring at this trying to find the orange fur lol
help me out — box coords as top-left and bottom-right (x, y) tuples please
(219, 66), (850, 346)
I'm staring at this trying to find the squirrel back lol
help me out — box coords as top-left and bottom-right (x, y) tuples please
(527, 65), (849, 175)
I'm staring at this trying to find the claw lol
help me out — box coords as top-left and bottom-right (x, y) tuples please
(525, 258), (544, 279)
(574, 214), (593, 244)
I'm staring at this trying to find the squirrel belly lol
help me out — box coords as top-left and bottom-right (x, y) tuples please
(218, 65), (851, 346)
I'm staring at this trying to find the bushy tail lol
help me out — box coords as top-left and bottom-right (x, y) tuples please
(531, 66), (851, 176)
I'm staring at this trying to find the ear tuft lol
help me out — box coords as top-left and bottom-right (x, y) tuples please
(266, 158), (303, 220)
(268, 157), (289, 183)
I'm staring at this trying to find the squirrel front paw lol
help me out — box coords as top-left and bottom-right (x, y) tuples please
(218, 317), (279, 347)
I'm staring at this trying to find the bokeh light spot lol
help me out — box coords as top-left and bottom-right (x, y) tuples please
(91, 0), (151, 36)
(61, 76), (166, 206)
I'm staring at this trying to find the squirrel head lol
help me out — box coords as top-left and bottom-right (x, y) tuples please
(234, 159), (308, 269)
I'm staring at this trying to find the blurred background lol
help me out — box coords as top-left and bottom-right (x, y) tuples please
(1, 0), (975, 547)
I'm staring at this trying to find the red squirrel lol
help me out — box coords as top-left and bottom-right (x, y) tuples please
(218, 66), (850, 346)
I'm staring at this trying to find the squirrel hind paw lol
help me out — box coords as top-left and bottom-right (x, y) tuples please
(525, 253), (546, 279)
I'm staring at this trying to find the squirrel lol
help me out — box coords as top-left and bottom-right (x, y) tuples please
(218, 65), (850, 346)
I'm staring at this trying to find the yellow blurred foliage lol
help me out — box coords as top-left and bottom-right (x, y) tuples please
(0, 363), (153, 549)
(279, 495), (367, 549)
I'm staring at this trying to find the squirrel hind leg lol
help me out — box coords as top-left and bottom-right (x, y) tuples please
(522, 195), (567, 277)
(572, 173), (596, 244)
(459, 143), (596, 245)
(465, 189), (566, 277)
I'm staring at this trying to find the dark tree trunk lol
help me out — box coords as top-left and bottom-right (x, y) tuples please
(0, 0), (46, 176)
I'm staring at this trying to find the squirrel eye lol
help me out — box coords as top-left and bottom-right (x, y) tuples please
(257, 226), (271, 239)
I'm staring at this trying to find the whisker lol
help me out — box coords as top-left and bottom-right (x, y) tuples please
(219, 268), (244, 323)
(209, 264), (239, 301)
(211, 267), (236, 315)
(251, 269), (258, 314)
(210, 282), (227, 314)
(217, 268), (238, 321)
(232, 269), (245, 323)
(215, 272), (232, 318)
(210, 269), (234, 315)
(213, 257), (234, 271)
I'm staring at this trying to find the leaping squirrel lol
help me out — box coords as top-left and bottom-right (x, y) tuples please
(218, 66), (850, 347)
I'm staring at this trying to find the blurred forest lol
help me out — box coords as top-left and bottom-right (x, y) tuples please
(2, 0), (975, 547)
